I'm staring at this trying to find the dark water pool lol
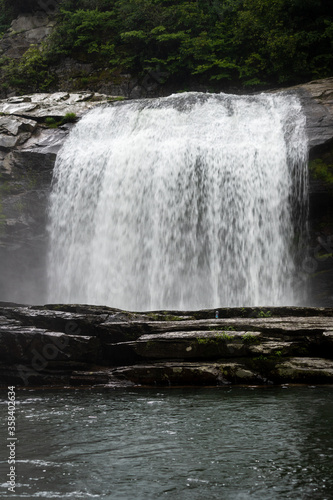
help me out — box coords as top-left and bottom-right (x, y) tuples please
(1, 386), (333, 499)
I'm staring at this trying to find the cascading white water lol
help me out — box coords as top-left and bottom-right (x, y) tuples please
(47, 92), (308, 310)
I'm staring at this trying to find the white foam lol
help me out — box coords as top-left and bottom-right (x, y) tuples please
(47, 92), (308, 309)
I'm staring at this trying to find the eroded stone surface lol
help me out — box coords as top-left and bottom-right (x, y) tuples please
(0, 7), (59, 60)
(274, 357), (333, 382)
(0, 92), (120, 119)
(0, 304), (332, 388)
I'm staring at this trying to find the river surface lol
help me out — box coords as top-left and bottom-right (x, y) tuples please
(1, 386), (333, 499)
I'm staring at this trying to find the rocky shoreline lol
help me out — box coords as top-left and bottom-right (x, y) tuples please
(1, 303), (333, 388)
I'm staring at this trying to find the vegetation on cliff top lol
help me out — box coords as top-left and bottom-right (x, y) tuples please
(0, 0), (333, 93)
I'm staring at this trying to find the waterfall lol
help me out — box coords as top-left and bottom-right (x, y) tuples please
(47, 92), (308, 310)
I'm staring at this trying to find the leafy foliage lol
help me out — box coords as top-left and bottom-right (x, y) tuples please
(0, 0), (15, 34)
(1, 0), (333, 92)
(2, 45), (55, 92)
(44, 112), (77, 128)
(309, 159), (333, 194)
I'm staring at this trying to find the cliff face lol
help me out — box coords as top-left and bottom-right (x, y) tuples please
(0, 80), (332, 306)
(0, 9), (57, 61)
(295, 79), (333, 305)
(0, 92), (120, 303)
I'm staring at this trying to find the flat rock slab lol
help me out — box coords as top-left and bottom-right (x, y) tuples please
(0, 324), (100, 364)
(0, 92), (122, 119)
(274, 357), (333, 381)
(108, 331), (296, 361)
(113, 362), (233, 386)
(112, 357), (333, 386)
(137, 317), (333, 335)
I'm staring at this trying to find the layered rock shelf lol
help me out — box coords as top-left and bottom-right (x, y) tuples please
(1, 303), (333, 388)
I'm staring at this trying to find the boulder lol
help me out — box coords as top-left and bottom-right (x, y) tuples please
(274, 357), (333, 383)
(0, 116), (37, 136)
(0, 324), (100, 365)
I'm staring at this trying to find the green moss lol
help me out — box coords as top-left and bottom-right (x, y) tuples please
(257, 309), (272, 318)
(146, 313), (185, 321)
(197, 332), (233, 345)
(209, 325), (235, 331)
(145, 340), (157, 350)
(218, 332), (233, 341)
(242, 333), (260, 345)
(250, 350), (285, 374)
(309, 159), (333, 194)
(45, 117), (58, 128)
(197, 337), (211, 345)
(44, 113), (78, 129)
(63, 112), (77, 123)
(108, 96), (125, 102)
(250, 355), (274, 374)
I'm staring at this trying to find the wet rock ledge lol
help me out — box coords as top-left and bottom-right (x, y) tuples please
(0, 304), (333, 388)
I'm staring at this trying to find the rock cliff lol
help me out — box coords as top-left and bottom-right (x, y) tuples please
(0, 9), (57, 61)
(294, 79), (333, 306)
(0, 91), (122, 303)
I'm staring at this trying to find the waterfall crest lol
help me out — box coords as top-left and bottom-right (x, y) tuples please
(47, 92), (308, 310)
